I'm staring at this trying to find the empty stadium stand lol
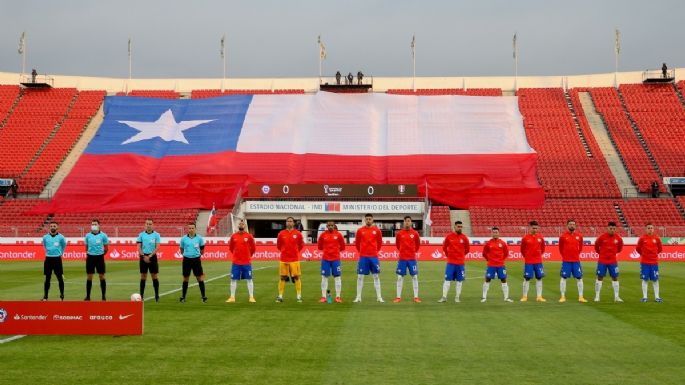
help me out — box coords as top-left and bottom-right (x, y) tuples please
(677, 196), (685, 217)
(676, 80), (685, 102)
(0, 85), (21, 125)
(618, 83), (685, 178)
(587, 87), (665, 193)
(470, 199), (624, 237)
(20, 90), (106, 194)
(517, 88), (621, 199)
(619, 199), (685, 236)
(49, 208), (200, 237)
(0, 199), (49, 237)
(566, 89), (627, 192)
(0, 197), (199, 238)
(0, 88), (78, 192)
(428, 206), (452, 237)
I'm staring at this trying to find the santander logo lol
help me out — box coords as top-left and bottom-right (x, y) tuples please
(302, 249), (313, 260)
(174, 250), (183, 259)
(109, 249), (121, 259)
(629, 250), (640, 260)
(431, 250), (443, 259)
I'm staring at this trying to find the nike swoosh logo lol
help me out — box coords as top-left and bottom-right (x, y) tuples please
(119, 314), (134, 320)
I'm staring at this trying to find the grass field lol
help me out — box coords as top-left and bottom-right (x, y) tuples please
(1, 260), (684, 385)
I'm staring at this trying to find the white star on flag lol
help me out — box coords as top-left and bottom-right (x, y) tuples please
(119, 109), (215, 145)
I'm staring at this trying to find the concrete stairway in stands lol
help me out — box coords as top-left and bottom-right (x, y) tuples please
(196, 210), (211, 236)
(673, 83), (685, 107)
(578, 92), (639, 197)
(40, 103), (105, 198)
(451, 210), (472, 236)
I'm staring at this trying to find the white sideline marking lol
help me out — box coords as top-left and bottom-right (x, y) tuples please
(0, 335), (26, 344)
(143, 265), (274, 301)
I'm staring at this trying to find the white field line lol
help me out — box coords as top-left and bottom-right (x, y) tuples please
(0, 266), (275, 344)
(144, 265), (274, 301)
(0, 335), (27, 344)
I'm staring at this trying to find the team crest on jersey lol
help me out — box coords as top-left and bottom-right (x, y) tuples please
(410, 234), (414, 238)
(244, 238), (248, 242)
(575, 236), (579, 240)
(372, 231), (376, 235)
(652, 239), (657, 243)
(293, 234), (297, 238)
(333, 236), (338, 240)
(614, 240), (618, 244)
(459, 239), (463, 243)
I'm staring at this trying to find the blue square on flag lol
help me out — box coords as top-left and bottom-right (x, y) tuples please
(87, 95), (252, 158)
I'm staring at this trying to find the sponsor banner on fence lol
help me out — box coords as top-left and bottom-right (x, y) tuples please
(1, 243), (684, 262)
(0, 244), (230, 261)
(662, 237), (685, 245)
(244, 201), (425, 214)
(0, 301), (143, 335)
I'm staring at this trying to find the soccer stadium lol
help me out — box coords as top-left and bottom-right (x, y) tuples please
(2, 2), (685, 384)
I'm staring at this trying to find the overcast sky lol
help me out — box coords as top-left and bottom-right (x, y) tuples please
(1, 0), (683, 79)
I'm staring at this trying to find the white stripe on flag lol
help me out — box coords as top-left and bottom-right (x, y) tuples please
(237, 92), (531, 156)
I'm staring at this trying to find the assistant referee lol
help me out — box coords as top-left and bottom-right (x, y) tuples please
(84, 219), (109, 301)
(179, 223), (207, 303)
(42, 221), (66, 301)
(137, 219), (161, 302)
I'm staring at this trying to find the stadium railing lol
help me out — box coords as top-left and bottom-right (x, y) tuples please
(42, 225), (188, 238)
(642, 68), (675, 82)
(19, 74), (54, 86)
(319, 75), (373, 87)
(470, 225), (685, 238)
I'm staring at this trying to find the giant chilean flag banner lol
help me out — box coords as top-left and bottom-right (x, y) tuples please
(38, 92), (543, 213)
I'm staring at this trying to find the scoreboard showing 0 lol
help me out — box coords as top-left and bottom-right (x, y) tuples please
(247, 184), (418, 198)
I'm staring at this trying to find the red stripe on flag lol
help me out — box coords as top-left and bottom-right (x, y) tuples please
(33, 152), (543, 213)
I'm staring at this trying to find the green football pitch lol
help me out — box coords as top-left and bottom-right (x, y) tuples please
(1, 260), (684, 385)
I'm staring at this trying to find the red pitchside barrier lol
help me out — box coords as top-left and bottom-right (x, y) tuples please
(0, 301), (143, 335)
(0, 243), (684, 262)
